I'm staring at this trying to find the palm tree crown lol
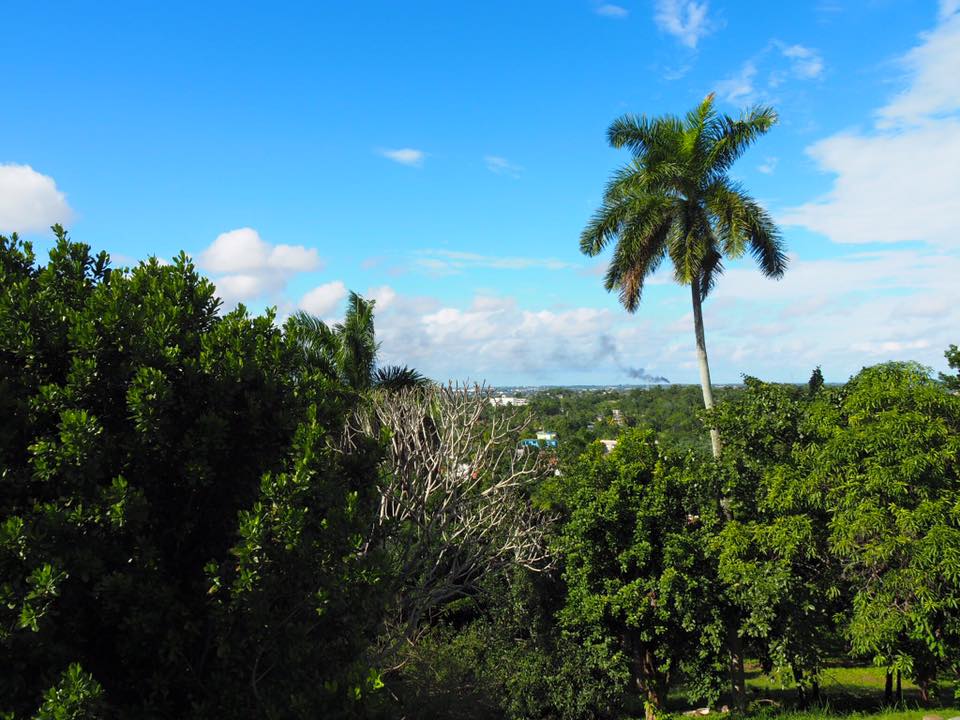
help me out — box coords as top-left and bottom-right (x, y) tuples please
(580, 94), (787, 460)
(287, 291), (428, 393)
(580, 93), (787, 311)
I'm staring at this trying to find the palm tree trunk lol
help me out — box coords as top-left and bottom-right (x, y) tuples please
(690, 277), (721, 458)
(692, 276), (744, 709)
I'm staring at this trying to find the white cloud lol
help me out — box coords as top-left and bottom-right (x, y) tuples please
(300, 281), (347, 316)
(781, 8), (960, 246)
(198, 228), (322, 306)
(379, 148), (425, 167)
(484, 155), (523, 177)
(779, 43), (824, 79)
(596, 3), (628, 18)
(876, 6), (960, 127)
(716, 61), (757, 103)
(653, 0), (713, 48)
(0, 164), (73, 233)
(716, 42), (823, 104)
(757, 157), (779, 174)
(414, 249), (576, 274)
(373, 292), (633, 383)
(337, 244), (960, 385)
(366, 284), (397, 311)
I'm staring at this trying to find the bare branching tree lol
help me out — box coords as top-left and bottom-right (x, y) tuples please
(345, 383), (555, 640)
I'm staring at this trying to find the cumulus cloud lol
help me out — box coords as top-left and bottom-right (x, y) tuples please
(300, 281), (347, 317)
(366, 284), (397, 311)
(653, 0), (713, 48)
(596, 3), (628, 18)
(0, 164), (73, 233)
(361, 242), (959, 386)
(379, 148), (425, 167)
(695, 248), (960, 380)
(198, 228), (322, 306)
(373, 293), (647, 384)
(781, 6), (960, 245)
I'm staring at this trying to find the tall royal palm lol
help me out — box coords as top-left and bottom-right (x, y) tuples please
(580, 94), (787, 457)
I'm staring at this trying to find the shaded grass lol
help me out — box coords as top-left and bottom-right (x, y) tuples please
(758, 709), (960, 720)
(663, 663), (957, 719)
(743, 662), (956, 712)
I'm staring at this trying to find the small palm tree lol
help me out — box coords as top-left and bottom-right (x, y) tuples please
(580, 93), (787, 457)
(287, 291), (428, 393)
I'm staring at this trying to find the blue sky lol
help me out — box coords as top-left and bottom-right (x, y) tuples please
(3, 1), (959, 385)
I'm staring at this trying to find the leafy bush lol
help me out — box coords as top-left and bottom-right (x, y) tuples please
(0, 229), (384, 718)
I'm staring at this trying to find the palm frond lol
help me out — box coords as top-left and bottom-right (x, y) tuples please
(706, 105), (778, 177)
(607, 113), (684, 159)
(743, 201), (788, 278)
(337, 291), (379, 392)
(705, 180), (785, 278)
(605, 213), (672, 312)
(286, 310), (340, 379)
(374, 365), (430, 392)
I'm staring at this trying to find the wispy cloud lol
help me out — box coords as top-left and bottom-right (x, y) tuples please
(0, 164), (73, 233)
(716, 61), (758, 103)
(484, 155), (523, 178)
(378, 148), (426, 167)
(781, 4), (960, 246)
(595, 3), (629, 18)
(653, 0), (714, 48)
(414, 249), (576, 275)
(779, 43), (825, 79)
(716, 41), (824, 103)
(757, 157), (779, 174)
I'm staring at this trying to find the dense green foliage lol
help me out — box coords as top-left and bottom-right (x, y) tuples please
(557, 431), (726, 718)
(3, 229), (960, 719)
(0, 230), (383, 718)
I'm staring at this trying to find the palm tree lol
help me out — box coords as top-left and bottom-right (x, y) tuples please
(287, 291), (428, 393)
(580, 93), (787, 458)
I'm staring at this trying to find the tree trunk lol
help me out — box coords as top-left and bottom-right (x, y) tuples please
(690, 277), (721, 458)
(884, 671), (893, 705)
(795, 668), (807, 710)
(896, 670), (902, 703)
(727, 627), (747, 713)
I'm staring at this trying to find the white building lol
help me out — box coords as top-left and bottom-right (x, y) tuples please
(489, 396), (529, 407)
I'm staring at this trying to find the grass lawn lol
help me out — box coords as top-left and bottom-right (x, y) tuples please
(744, 662), (956, 711)
(657, 663), (958, 719)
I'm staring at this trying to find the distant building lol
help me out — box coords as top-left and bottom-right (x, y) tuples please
(599, 439), (618, 454)
(611, 408), (624, 425)
(489, 396), (529, 407)
(520, 431), (559, 449)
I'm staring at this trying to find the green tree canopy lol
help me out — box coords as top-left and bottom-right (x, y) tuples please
(0, 229), (384, 718)
(557, 430), (726, 720)
(785, 362), (960, 699)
